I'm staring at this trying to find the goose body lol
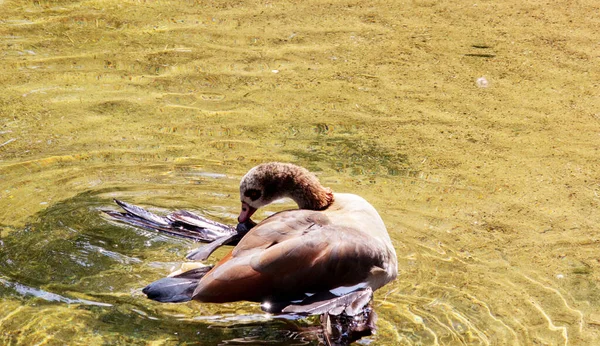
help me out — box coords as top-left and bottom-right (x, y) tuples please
(143, 163), (397, 312)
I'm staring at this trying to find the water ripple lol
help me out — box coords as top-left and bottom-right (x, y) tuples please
(0, 277), (111, 307)
(80, 242), (142, 265)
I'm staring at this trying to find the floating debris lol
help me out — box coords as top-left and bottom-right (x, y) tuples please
(0, 138), (16, 148)
(465, 53), (496, 58)
(476, 77), (489, 88)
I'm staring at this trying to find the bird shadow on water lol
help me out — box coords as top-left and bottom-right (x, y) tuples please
(0, 190), (372, 345)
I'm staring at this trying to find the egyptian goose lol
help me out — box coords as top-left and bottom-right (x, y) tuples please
(142, 162), (398, 314)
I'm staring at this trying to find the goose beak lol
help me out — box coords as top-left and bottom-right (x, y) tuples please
(238, 202), (257, 223)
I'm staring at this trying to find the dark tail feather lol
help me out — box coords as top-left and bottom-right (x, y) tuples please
(102, 199), (238, 242)
(186, 234), (236, 260)
(114, 199), (171, 227)
(142, 266), (213, 303)
(168, 210), (235, 239)
(281, 288), (373, 316)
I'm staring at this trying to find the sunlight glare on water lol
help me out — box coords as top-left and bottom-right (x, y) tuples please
(1, 0), (599, 344)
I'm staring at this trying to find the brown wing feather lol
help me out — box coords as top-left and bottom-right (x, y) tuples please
(192, 210), (385, 303)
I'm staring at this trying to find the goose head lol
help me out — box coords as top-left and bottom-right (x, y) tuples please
(238, 162), (334, 222)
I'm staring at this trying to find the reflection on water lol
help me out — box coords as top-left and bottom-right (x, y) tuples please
(2, 0), (599, 344)
(0, 277), (112, 307)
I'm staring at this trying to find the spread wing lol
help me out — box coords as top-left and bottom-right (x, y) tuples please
(192, 210), (385, 303)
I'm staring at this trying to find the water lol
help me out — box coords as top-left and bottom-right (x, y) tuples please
(1, 0), (599, 344)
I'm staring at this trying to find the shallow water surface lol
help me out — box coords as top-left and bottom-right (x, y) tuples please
(1, 0), (599, 344)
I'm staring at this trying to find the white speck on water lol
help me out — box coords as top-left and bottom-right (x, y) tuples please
(0, 138), (16, 148)
(476, 77), (489, 88)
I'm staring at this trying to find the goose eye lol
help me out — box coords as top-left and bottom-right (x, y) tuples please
(244, 189), (261, 201)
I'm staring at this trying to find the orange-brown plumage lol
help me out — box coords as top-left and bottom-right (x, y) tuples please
(143, 162), (397, 313)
